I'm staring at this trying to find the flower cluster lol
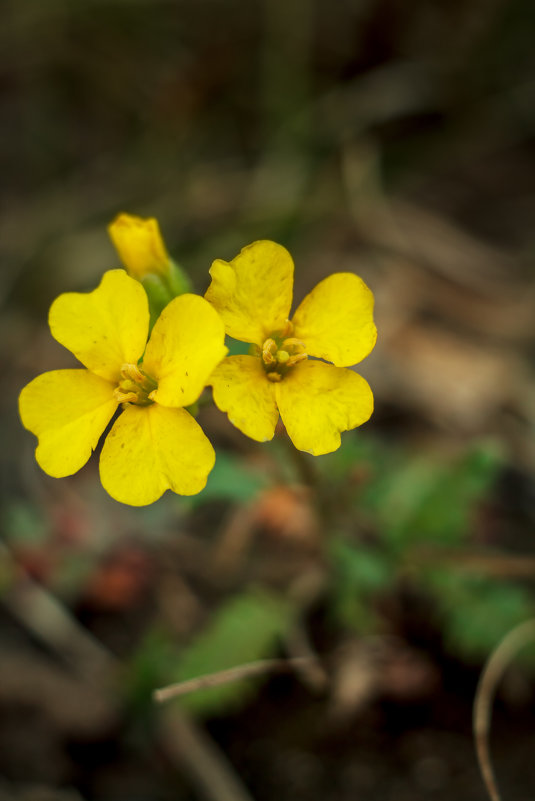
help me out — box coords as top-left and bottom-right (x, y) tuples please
(19, 216), (377, 506)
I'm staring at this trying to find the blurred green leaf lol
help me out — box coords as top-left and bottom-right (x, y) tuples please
(426, 569), (535, 660)
(362, 442), (502, 551)
(328, 538), (391, 631)
(124, 627), (181, 716)
(3, 502), (47, 546)
(172, 590), (294, 716)
(193, 452), (268, 505)
(315, 434), (383, 482)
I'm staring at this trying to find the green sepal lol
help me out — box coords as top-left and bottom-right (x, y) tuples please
(166, 259), (193, 297)
(141, 261), (193, 331)
(141, 274), (174, 330)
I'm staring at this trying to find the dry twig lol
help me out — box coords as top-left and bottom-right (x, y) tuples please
(154, 657), (312, 703)
(473, 618), (535, 801)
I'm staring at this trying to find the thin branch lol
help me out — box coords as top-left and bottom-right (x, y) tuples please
(473, 618), (535, 801)
(154, 657), (312, 703)
(159, 709), (255, 801)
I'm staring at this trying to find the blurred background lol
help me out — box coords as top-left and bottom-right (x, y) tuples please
(2, 0), (535, 799)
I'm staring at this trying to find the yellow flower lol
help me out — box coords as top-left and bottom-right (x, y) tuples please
(108, 213), (171, 279)
(205, 240), (377, 455)
(19, 270), (228, 505)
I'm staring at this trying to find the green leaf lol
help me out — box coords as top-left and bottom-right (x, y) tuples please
(192, 451), (268, 505)
(314, 434), (382, 482)
(3, 502), (47, 546)
(328, 538), (391, 630)
(364, 442), (502, 551)
(124, 627), (181, 715)
(427, 570), (535, 660)
(172, 590), (294, 716)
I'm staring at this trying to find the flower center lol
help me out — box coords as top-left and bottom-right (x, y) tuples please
(114, 363), (158, 406)
(260, 323), (307, 383)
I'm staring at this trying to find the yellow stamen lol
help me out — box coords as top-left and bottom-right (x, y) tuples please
(281, 337), (305, 353)
(280, 320), (294, 337)
(262, 338), (277, 365)
(114, 389), (138, 404)
(260, 331), (308, 379)
(286, 352), (308, 367)
(121, 363), (145, 383)
(114, 363), (158, 406)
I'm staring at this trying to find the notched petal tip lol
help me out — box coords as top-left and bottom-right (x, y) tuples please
(48, 270), (150, 383)
(205, 240), (294, 344)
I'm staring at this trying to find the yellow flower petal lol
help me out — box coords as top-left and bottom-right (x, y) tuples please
(99, 404), (214, 505)
(108, 213), (171, 279)
(275, 360), (373, 455)
(205, 240), (294, 344)
(18, 369), (118, 477)
(292, 273), (377, 367)
(143, 294), (228, 408)
(49, 270), (150, 383)
(209, 355), (279, 442)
